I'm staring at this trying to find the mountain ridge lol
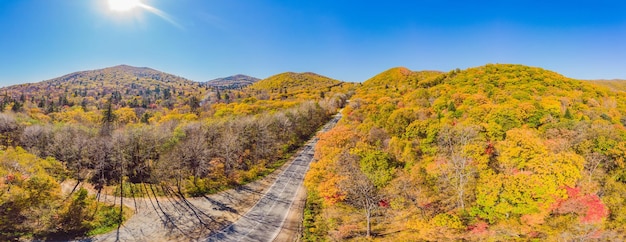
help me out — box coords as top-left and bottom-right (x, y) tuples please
(206, 74), (260, 89)
(0, 64), (205, 111)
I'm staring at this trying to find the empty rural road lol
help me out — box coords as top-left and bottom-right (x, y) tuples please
(206, 111), (342, 242)
(85, 111), (342, 242)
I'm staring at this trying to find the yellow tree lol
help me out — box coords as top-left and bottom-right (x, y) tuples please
(113, 107), (138, 125)
(473, 128), (583, 229)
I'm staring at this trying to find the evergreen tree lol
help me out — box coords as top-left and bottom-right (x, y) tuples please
(564, 108), (573, 119)
(11, 101), (22, 112)
(100, 99), (117, 136)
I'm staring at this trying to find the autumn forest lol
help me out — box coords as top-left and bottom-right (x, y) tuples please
(1, 64), (626, 241)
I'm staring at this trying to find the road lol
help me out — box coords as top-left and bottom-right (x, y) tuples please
(206, 111), (342, 242)
(82, 111), (342, 242)
(84, 171), (279, 242)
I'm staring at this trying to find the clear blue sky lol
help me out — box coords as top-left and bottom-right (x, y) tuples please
(1, 0), (625, 87)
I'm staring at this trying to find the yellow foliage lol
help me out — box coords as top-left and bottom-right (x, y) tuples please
(51, 106), (100, 124)
(114, 107), (138, 124)
(497, 128), (547, 172)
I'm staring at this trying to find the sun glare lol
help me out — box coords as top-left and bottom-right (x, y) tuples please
(108, 0), (141, 12)
(105, 0), (183, 29)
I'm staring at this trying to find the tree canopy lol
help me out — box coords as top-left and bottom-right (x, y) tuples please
(304, 64), (626, 241)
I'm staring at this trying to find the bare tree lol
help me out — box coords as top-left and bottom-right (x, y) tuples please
(236, 116), (275, 167)
(253, 115), (275, 162)
(218, 123), (242, 173)
(21, 125), (53, 157)
(87, 136), (116, 192)
(584, 152), (607, 183)
(176, 123), (210, 186)
(270, 111), (293, 146)
(437, 124), (480, 210)
(113, 125), (167, 184)
(50, 125), (92, 188)
(0, 113), (20, 148)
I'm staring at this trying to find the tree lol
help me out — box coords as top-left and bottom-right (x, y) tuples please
(0, 147), (63, 239)
(224, 91), (230, 103)
(337, 152), (381, 237)
(11, 101), (22, 112)
(437, 124), (480, 210)
(188, 96), (200, 113)
(0, 113), (19, 148)
(87, 136), (117, 192)
(171, 123), (210, 187)
(49, 125), (91, 185)
(57, 188), (91, 233)
(112, 125), (166, 184)
(355, 147), (394, 188)
(113, 107), (138, 125)
(21, 125), (53, 157)
(100, 100), (117, 136)
(473, 128), (584, 224)
(564, 108), (573, 119)
(583, 152), (607, 183)
(218, 123), (242, 173)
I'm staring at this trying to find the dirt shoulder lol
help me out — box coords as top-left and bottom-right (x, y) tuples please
(70, 155), (297, 242)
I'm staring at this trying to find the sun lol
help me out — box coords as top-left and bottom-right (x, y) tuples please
(108, 0), (141, 12)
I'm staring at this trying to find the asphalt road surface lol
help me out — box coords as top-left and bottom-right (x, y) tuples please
(207, 112), (342, 242)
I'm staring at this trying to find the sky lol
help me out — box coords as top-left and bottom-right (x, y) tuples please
(1, 0), (625, 87)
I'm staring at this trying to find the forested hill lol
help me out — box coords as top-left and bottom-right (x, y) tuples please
(359, 67), (443, 90)
(0, 65), (206, 112)
(247, 72), (348, 100)
(252, 72), (341, 91)
(304, 64), (626, 241)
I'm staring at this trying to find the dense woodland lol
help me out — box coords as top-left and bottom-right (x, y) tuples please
(304, 64), (626, 241)
(3, 64), (626, 241)
(0, 66), (354, 240)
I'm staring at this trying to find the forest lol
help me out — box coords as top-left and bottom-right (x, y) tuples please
(304, 64), (626, 241)
(0, 65), (354, 240)
(2, 63), (626, 241)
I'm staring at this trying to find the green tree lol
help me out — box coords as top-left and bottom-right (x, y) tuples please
(11, 101), (22, 112)
(100, 100), (117, 136)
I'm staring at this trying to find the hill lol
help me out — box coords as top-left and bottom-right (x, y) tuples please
(206, 74), (259, 89)
(0, 65), (206, 112)
(249, 72), (341, 92)
(247, 72), (349, 100)
(305, 64), (626, 241)
(359, 66), (443, 89)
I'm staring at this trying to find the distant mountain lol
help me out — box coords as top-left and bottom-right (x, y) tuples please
(206, 74), (260, 89)
(0, 65), (206, 111)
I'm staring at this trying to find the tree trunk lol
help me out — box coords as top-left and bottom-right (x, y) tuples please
(366, 207), (371, 237)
